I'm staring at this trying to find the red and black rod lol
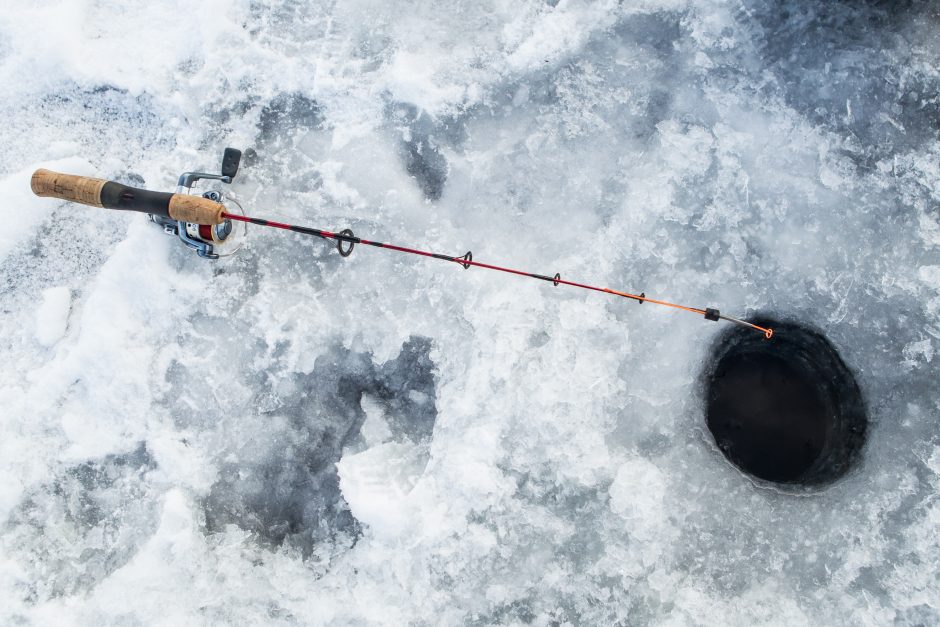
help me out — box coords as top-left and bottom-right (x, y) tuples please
(26, 167), (772, 337)
(222, 212), (773, 339)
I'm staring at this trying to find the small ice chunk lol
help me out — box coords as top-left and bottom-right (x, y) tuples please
(927, 448), (940, 476)
(336, 441), (425, 538)
(407, 390), (429, 405)
(35, 286), (72, 347)
(918, 265), (940, 288)
(903, 339), (934, 365)
(609, 457), (668, 540)
(359, 393), (392, 447)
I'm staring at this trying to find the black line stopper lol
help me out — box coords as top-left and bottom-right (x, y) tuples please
(704, 307), (720, 321)
(337, 229), (355, 257)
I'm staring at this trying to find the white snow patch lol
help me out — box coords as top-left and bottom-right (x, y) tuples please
(147, 435), (216, 493)
(34, 286), (71, 347)
(60, 411), (127, 461)
(383, 50), (466, 114)
(505, 0), (621, 73)
(609, 457), (669, 543)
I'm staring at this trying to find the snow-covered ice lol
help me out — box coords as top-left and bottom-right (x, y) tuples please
(1, 0), (939, 624)
(34, 286), (71, 347)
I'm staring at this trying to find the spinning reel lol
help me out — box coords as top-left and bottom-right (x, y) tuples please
(150, 147), (248, 259)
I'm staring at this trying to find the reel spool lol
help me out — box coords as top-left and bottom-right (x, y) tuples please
(179, 192), (247, 258)
(151, 148), (248, 259)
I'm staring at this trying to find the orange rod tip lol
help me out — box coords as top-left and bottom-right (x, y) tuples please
(765, 329), (774, 339)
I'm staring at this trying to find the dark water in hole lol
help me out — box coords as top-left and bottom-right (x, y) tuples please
(703, 318), (868, 486)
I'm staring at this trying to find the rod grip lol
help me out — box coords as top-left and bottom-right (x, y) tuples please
(31, 168), (107, 207)
(30, 168), (225, 225)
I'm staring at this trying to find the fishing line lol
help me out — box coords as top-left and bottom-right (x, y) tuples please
(222, 212), (774, 339)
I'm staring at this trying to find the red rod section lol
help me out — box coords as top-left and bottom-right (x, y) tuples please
(222, 211), (773, 339)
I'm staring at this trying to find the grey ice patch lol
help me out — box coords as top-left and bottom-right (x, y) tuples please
(37, 84), (174, 156)
(389, 103), (450, 201)
(611, 11), (683, 57)
(2, 444), (158, 601)
(257, 92), (324, 144)
(509, 12), (683, 143)
(459, 467), (614, 625)
(202, 336), (437, 556)
(0, 204), (125, 301)
(373, 336), (438, 444)
(751, 0), (940, 156)
(608, 13), (682, 138)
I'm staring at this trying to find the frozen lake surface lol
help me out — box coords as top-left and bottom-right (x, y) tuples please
(1, 0), (938, 624)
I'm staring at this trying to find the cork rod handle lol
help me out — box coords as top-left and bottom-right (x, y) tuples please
(31, 169), (107, 207)
(30, 168), (225, 225)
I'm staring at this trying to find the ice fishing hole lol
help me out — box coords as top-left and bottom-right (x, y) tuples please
(702, 317), (867, 487)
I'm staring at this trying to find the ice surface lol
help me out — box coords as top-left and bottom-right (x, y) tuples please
(1, 0), (939, 624)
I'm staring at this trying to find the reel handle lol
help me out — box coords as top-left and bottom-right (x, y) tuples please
(30, 168), (225, 225)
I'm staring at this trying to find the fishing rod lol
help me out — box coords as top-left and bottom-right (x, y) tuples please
(30, 148), (773, 339)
